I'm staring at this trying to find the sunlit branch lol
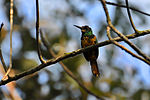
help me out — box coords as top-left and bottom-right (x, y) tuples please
(2, 0), (14, 79)
(100, 0), (150, 63)
(125, 0), (139, 33)
(0, 29), (150, 86)
(1, 0), (150, 86)
(0, 23), (7, 72)
(9, 0), (13, 74)
(105, 1), (150, 16)
(36, 0), (46, 64)
(106, 26), (150, 65)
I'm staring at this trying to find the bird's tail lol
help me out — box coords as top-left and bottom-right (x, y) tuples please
(90, 60), (100, 77)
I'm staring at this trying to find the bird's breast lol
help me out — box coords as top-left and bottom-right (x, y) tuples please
(81, 36), (97, 48)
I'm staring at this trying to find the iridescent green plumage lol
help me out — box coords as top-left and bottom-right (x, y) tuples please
(74, 25), (100, 77)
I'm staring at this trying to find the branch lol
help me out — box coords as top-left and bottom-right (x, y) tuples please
(0, 50), (7, 72)
(36, 0), (46, 64)
(112, 26), (150, 62)
(9, 0), (13, 74)
(2, 0), (14, 79)
(100, 0), (150, 62)
(0, 29), (150, 86)
(105, 1), (150, 16)
(125, 0), (139, 33)
(106, 26), (150, 65)
(0, 23), (7, 72)
(1, 0), (150, 84)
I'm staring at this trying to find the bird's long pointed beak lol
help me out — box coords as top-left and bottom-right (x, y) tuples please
(74, 25), (82, 29)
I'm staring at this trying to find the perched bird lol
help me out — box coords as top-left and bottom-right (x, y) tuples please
(74, 25), (100, 77)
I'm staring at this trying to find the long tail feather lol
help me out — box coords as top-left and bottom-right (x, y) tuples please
(90, 60), (100, 77)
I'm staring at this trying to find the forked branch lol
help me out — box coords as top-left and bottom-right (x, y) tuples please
(0, 23), (7, 72)
(106, 26), (150, 65)
(0, 0), (150, 86)
(106, 1), (150, 16)
(125, 0), (139, 33)
(36, 0), (46, 64)
(100, 0), (150, 63)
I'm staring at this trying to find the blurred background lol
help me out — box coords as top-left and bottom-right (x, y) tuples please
(0, 0), (150, 100)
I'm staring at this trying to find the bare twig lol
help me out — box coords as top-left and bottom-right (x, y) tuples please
(36, 0), (46, 64)
(0, 23), (7, 72)
(100, 0), (150, 62)
(0, 50), (7, 72)
(0, 29), (150, 85)
(106, 26), (150, 65)
(0, 0), (149, 93)
(111, 25), (150, 61)
(9, 0), (13, 73)
(125, 0), (139, 33)
(2, 0), (14, 79)
(105, 1), (150, 16)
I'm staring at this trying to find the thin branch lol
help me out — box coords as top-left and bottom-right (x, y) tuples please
(2, 0), (14, 79)
(0, 0), (149, 91)
(106, 1), (150, 16)
(40, 31), (105, 100)
(125, 0), (139, 33)
(100, 0), (150, 62)
(9, 0), (13, 73)
(0, 50), (7, 72)
(0, 23), (7, 72)
(111, 25), (150, 61)
(106, 26), (150, 65)
(36, 0), (46, 64)
(0, 30), (150, 86)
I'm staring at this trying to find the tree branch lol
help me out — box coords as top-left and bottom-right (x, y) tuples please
(0, 23), (7, 72)
(9, 0), (13, 74)
(100, 0), (150, 62)
(2, 0), (14, 79)
(0, 29), (150, 86)
(36, 0), (46, 64)
(106, 26), (150, 65)
(125, 0), (139, 33)
(105, 1), (150, 16)
(0, 0), (150, 86)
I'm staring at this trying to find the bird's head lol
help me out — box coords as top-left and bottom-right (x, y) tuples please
(74, 25), (92, 35)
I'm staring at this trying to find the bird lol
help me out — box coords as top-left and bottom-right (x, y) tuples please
(74, 25), (100, 77)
